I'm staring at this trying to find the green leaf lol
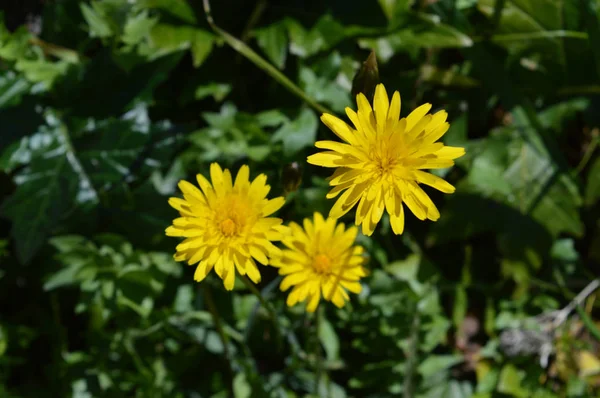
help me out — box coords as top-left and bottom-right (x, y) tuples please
(318, 317), (340, 361)
(194, 83), (232, 102)
(0, 325), (7, 357)
(0, 71), (30, 108)
(551, 238), (579, 262)
(271, 107), (318, 156)
(582, 0), (600, 80)
(137, 0), (197, 24)
(300, 66), (351, 113)
(359, 13), (472, 61)
(385, 254), (420, 282)
(478, 0), (592, 88)
(285, 15), (346, 58)
(378, 0), (414, 22)
(80, 3), (114, 38)
(497, 364), (528, 397)
(44, 265), (83, 291)
(419, 65), (479, 88)
(255, 22), (288, 69)
(1, 125), (84, 264)
(122, 10), (158, 47)
(190, 30), (214, 67)
(417, 355), (463, 378)
(233, 373), (252, 398)
(49, 235), (89, 253)
(585, 157), (600, 206)
(143, 24), (214, 67)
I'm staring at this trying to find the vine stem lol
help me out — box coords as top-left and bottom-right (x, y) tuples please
(201, 0), (332, 116)
(240, 275), (284, 350)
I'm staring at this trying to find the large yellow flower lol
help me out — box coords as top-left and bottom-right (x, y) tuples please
(307, 83), (465, 236)
(165, 163), (286, 290)
(271, 212), (367, 312)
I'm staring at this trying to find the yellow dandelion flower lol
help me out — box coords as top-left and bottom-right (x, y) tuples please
(307, 83), (465, 236)
(165, 163), (286, 290)
(271, 212), (367, 312)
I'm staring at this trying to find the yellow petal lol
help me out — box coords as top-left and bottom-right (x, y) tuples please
(403, 190), (427, 220)
(249, 245), (269, 265)
(307, 151), (344, 167)
(280, 271), (309, 291)
(249, 173), (270, 200)
(306, 289), (321, 312)
(390, 204), (405, 235)
(320, 113), (358, 145)
(405, 103), (432, 132)
(413, 170), (455, 193)
(234, 164), (250, 190)
(315, 140), (367, 160)
(262, 196), (285, 216)
(373, 84), (389, 134)
(178, 180), (205, 203)
(423, 122), (450, 145)
(194, 261), (213, 282)
(410, 183), (440, 221)
(386, 91), (401, 133)
(435, 146), (466, 160)
(345, 107), (361, 131)
(223, 261), (236, 290)
(245, 259), (261, 283)
(210, 163), (225, 196)
(196, 173), (215, 202)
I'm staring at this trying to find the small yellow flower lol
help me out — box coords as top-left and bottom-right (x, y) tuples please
(271, 212), (367, 312)
(307, 83), (465, 236)
(166, 163), (286, 290)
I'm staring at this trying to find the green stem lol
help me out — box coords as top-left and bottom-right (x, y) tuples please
(403, 311), (420, 398)
(241, 275), (283, 350)
(201, 0), (332, 116)
(203, 285), (234, 396)
(314, 307), (324, 395)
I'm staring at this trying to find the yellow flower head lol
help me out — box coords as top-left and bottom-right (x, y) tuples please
(166, 163), (286, 290)
(271, 212), (367, 312)
(307, 83), (465, 236)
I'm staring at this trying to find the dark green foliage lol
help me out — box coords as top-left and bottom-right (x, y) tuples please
(1, 0), (600, 397)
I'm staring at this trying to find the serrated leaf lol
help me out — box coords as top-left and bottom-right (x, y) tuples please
(122, 10), (158, 47)
(271, 107), (317, 156)
(80, 3), (114, 38)
(1, 126), (83, 264)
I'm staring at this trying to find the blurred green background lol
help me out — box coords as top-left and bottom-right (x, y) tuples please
(1, 0), (600, 397)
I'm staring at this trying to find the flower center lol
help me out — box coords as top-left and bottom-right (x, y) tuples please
(220, 218), (237, 237)
(312, 254), (332, 274)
